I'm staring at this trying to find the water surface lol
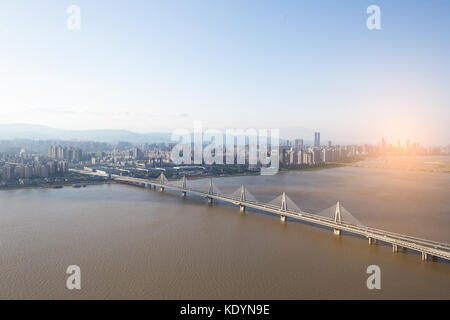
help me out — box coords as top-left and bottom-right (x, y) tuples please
(0, 167), (449, 299)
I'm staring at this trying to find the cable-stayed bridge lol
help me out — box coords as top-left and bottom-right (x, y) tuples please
(71, 169), (450, 262)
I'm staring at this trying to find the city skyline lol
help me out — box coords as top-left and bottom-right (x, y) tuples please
(1, 1), (449, 145)
(0, 122), (448, 147)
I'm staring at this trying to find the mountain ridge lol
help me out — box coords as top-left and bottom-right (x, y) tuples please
(0, 123), (171, 143)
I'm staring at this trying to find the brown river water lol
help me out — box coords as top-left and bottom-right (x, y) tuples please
(0, 166), (449, 299)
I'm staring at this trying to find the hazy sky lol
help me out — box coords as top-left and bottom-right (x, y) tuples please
(0, 0), (449, 144)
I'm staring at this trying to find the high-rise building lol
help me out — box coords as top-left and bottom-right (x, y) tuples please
(297, 150), (304, 165)
(381, 137), (386, 154)
(289, 149), (296, 166)
(47, 161), (56, 176)
(73, 149), (83, 162)
(303, 151), (313, 166)
(311, 148), (321, 164)
(314, 132), (320, 148)
(48, 146), (57, 159)
(40, 164), (49, 178)
(24, 165), (33, 179)
(5, 165), (15, 180)
(294, 139), (304, 150)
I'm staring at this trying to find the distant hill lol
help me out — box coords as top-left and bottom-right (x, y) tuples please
(0, 124), (171, 143)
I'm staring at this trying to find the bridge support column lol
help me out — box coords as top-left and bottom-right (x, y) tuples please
(392, 244), (398, 253)
(333, 229), (341, 236)
(181, 191), (186, 198)
(368, 237), (373, 245)
(421, 252), (428, 261)
(159, 187), (164, 192)
(207, 197), (213, 205)
(239, 205), (245, 212)
(280, 215), (286, 222)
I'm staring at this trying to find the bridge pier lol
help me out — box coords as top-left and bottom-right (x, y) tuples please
(239, 205), (245, 212)
(207, 197), (213, 205)
(181, 191), (186, 198)
(421, 252), (429, 261)
(333, 229), (341, 236)
(280, 215), (286, 222)
(368, 237), (373, 245)
(159, 187), (164, 192)
(392, 244), (398, 253)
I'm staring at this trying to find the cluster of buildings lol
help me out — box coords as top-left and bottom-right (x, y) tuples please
(1, 133), (449, 186)
(0, 152), (69, 184)
(44, 136), (450, 172)
(379, 138), (449, 156)
(279, 132), (357, 167)
(48, 145), (84, 162)
(89, 145), (172, 168)
(279, 134), (450, 168)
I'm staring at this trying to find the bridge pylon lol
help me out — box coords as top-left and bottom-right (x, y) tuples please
(281, 192), (287, 211)
(208, 179), (213, 195)
(280, 192), (287, 222)
(239, 185), (246, 212)
(158, 173), (168, 185)
(334, 201), (342, 224)
(181, 175), (187, 197)
(205, 179), (214, 205)
(333, 201), (342, 235)
(240, 185), (246, 202)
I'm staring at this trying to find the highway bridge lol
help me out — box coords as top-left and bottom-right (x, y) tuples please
(71, 169), (450, 262)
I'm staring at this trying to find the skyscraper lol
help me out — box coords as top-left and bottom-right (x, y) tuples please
(314, 132), (320, 148)
(294, 139), (303, 150)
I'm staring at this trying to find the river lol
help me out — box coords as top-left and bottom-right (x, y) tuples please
(0, 166), (449, 299)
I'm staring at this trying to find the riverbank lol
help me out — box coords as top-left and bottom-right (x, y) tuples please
(0, 180), (109, 191)
(278, 162), (347, 174)
(345, 155), (450, 174)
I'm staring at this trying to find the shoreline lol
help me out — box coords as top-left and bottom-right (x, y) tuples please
(3, 156), (448, 190)
(0, 181), (108, 191)
(0, 164), (351, 190)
